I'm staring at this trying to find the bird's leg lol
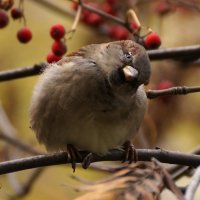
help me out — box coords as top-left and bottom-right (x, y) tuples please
(67, 144), (82, 172)
(82, 153), (100, 169)
(122, 140), (138, 164)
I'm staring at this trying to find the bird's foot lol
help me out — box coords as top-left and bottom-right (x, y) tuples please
(82, 152), (99, 169)
(122, 141), (138, 164)
(67, 144), (82, 172)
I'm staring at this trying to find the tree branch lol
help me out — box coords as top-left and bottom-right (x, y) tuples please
(185, 166), (200, 200)
(0, 148), (200, 175)
(79, 0), (132, 31)
(148, 45), (200, 61)
(169, 147), (200, 180)
(146, 86), (200, 99)
(0, 45), (199, 82)
(0, 63), (46, 81)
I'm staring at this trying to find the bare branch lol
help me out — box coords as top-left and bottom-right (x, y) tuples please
(148, 45), (200, 61)
(79, 0), (131, 31)
(67, 4), (82, 40)
(0, 131), (43, 155)
(169, 146), (200, 180)
(185, 166), (200, 200)
(146, 86), (200, 99)
(0, 63), (46, 81)
(171, 166), (192, 181)
(0, 148), (200, 175)
(0, 105), (42, 155)
(10, 168), (44, 199)
(0, 45), (199, 82)
(173, 0), (200, 12)
(153, 158), (185, 200)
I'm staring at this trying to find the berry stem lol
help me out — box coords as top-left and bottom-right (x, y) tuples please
(19, 0), (24, 11)
(67, 4), (82, 40)
(18, 0), (26, 26)
(126, 9), (141, 32)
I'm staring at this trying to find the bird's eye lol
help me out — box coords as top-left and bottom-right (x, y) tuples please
(124, 52), (133, 63)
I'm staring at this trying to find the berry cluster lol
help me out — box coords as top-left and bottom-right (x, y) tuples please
(47, 24), (67, 63)
(72, 0), (129, 41)
(71, 0), (161, 49)
(0, 0), (32, 43)
(0, 0), (162, 63)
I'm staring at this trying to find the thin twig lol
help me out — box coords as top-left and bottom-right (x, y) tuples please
(171, 166), (192, 181)
(0, 104), (44, 198)
(153, 158), (185, 200)
(0, 105), (42, 155)
(79, 0), (131, 31)
(0, 131), (43, 155)
(146, 86), (200, 99)
(0, 148), (200, 175)
(67, 4), (82, 40)
(185, 166), (200, 200)
(169, 146), (200, 180)
(173, 0), (200, 12)
(10, 168), (44, 199)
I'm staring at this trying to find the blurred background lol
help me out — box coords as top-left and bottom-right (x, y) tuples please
(0, 0), (200, 199)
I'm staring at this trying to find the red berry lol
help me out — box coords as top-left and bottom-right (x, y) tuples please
(84, 12), (103, 26)
(71, 2), (78, 11)
(106, 0), (117, 4)
(11, 8), (23, 19)
(50, 24), (66, 40)
(81, 2), (99, 22)
(47, 52), (62, 63)
(0, 0), (14, 10)
(102, 3), (116, 15)
(144, 32), (161, 49)
(17, 27), (32, 43)
(0, 9), (9, 28)
(157, 80), (174, 90)
(157, 80), (175, 103)
(155, 2), (171, 16)
(108, 26), (129, 40)
(51, 41), (67, 56)
(81, 9), (91, 22)
(81, 2), (103, 26)
(130, 21), (140, 32)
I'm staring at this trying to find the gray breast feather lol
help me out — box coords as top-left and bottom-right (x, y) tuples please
(29, 60), (147, 153)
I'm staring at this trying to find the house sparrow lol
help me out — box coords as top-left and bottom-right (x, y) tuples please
(29, 40), (151, 171)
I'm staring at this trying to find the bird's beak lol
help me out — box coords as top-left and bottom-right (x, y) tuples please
(122, 65), (138, 82)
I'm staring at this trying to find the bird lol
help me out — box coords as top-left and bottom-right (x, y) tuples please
(29, 40), (151, 171)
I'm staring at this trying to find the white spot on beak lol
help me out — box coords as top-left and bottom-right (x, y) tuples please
(122, 65), (138, 82)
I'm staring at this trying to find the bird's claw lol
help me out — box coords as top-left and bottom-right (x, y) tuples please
(67, 144), (82, 172)
(82, 152), (99, 169)
(122, 141), (138, 164)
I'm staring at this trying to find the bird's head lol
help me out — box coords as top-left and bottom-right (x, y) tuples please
(84, 40), (151, 92)
(67, 40), (151, 94)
